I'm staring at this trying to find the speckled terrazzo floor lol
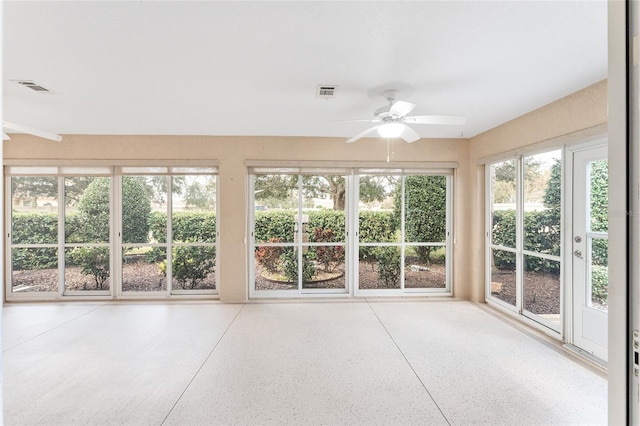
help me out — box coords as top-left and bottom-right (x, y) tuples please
(3, 300), (607, 425)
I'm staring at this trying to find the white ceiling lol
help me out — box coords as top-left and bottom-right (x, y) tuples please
(3, 1), (608, 140)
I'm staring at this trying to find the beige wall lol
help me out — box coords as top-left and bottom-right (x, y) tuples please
(3, 80), (607, 303)
(467, 79), (608, 302)
(4, 135), (470, 302)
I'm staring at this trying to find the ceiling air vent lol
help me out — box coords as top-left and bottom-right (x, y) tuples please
(15, 80), (51, 92)
(316, 85), (337, 99)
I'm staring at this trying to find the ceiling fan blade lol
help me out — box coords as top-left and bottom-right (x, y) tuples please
(403, 115), (467, 125)
(399, 125), (420, 143)
(3, 121), (63, 142)
(389, 100), (415, 117)
(346, 125), (380, 143)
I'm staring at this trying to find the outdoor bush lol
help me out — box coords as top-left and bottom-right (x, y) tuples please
(375, 246), (401, 287)
(165, 246), (216, 289)
(280, 247), (315, 283)
(149, 211), (217, 286)
(394, 175), (447, 265)
(12, 213), (59, 270)
(591, 264), (608, 306)
(122, 176), (152, 244)
(312, 228), (344, 273)
(68, 247), (110, 290)
(492, 209), (561, 274)
(255, 237), (283, 273)
(308, 210), (346, 241)
(254, 210), (296, 243)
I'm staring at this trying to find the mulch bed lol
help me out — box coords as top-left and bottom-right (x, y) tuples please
(11, 262), (215, 293)
(491, 270), (560, 314)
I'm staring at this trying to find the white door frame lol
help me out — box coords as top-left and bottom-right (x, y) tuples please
(564, 139), (608, 362)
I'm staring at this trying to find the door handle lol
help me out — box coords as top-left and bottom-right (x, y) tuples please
(574, 250), (583, 259)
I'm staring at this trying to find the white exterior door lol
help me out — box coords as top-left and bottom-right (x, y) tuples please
(571, 145), (608, 361)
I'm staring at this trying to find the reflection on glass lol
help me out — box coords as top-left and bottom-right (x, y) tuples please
(122, 247), (166, 292)
(171, 246), (216, 291)
(404, 176), (446, 243)
(65, 247), (110, 291)
(404, 246), (446, 289)
(254, 245), (297, 291)
(358, 246), (401, 289)
(589, 159), (608, 233)
(589, 237), (608, 312)
(523, 151), (561, 256)
(490, 160), (517, 248)
(490, 249), (516, 307)
(523, 255), (560, 322)
(12, 248), (58, 293)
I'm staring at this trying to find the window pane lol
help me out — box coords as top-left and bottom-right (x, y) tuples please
(11, 176), (59, 244)
(523, 256), (560, 323)
(490, 249), (516, 307)
(172, 175), (216, 243)
(589, 237), (608, 311)
(12, 247), (58, 293)
(358, 246), (401, 289)
(65, 177), (110, 244)
(303, 175), (346, 244)
(490, 160), (517, 248)
(304, 245), (346, 290)
(404, 175), (447, 243)
(359, 175), (400, 243)
(65, 247), (110, 291)
(524, 151), (561, 256)
(404, 246), (446, 289)
(254, 174), (297, 243)
(171, 246), (216, 291)
(589, 159), (608, 233)
(122, 247), (167, 292)
(122, 176), (154, 244)
(254, 245), (298, 291)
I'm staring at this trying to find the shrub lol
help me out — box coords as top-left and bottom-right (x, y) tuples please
(312, 228), (344, 273)
(591, 265), (608, 306)
(68, 247), (110, 290)
(167, 246), (216, 289)
(255, 238), (283, 273)
(280, 248), (315, 283)
(376, 246), (401, 287)
(254, 210), (296, 243)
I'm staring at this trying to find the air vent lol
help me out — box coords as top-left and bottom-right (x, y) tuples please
(15, 80), (51, 92)
(317, 85), (337, 99)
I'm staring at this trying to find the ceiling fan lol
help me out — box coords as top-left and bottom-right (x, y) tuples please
(346, 90), (466, 143)
(3, 121), (62, 142)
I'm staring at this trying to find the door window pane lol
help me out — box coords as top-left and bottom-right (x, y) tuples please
(65, 247), (110, 291)
(12, 248), (58, 293)
(589, 159), (608, 233)
(65, 177), (110, 244)
(523, 256), (560, 323)
(10, 176), (59, 293)
(254, 174), (297, 243)
(404, 175), (447, 243)
(490, 249), (516, 307)
(254, 244), (297, 291)
(589, 237), (608, 311)
(358, 246), (401, 289)
(122, 247), (167, 292)
(524, 151), (561, 256)
(490, 160), (517, 248)
(404, 246), (446, 289)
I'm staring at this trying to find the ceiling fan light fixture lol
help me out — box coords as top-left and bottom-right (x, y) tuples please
(377, 122), (405, 138)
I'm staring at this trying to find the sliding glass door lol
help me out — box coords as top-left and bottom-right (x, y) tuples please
(250, 172), (348, 296)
